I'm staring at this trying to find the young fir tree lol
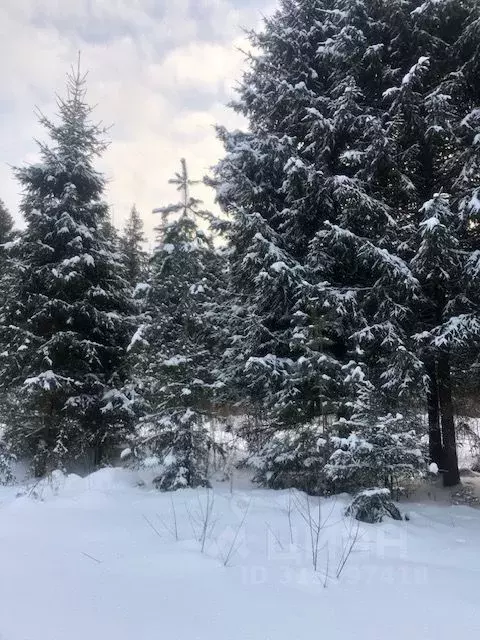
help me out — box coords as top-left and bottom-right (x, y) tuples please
(120, 205), (147, 287)
(129, 160), (226, 490)
(324, 373), (426, 494)
(0, 64), (136, 475)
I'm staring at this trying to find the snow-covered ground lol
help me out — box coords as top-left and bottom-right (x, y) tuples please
(0, 468), (479, 640)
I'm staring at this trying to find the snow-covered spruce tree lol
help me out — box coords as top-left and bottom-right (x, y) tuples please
(409, 193), (464, 478)
(0, 199), (15, 305)
(0, 198), (15, 332)
(101, 213), (120, 248)
(129, 159), (227, 490)
(212, 1), (387, 490)
(120, 205), (147, 288)
(266, 0), (480, 487)
(0, 65), (136, 475)
(324, 376), (426, 494)
(0, 199), (13, 244)
(249, 423), (331, 494)
(0, 199), (17, 484)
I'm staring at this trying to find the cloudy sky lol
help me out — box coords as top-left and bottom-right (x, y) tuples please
(0, 0), (274, 241)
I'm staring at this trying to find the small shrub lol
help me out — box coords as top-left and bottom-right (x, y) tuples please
(249, 424), (331, 494)
(345, 488), (402, 523)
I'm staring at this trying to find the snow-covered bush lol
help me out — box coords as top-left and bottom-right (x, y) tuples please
(249, 424), (331, 495)
(345, 488), (402, 524)
(125, 414), (216, 491)
(325, 413), (426, 494)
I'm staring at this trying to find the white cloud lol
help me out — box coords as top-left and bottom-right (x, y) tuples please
(0, 0), (275, 238)
(152, 38), (246, 94)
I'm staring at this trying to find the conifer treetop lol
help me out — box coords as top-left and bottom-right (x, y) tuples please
(37, 55), (108, 160)
(120, 205), (147, 287)
(153, 158), (211, 225)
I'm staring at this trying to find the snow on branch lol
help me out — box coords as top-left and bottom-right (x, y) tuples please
(127, 324), (149, 353)
(402, 56), (429, 86)
(430, 314), (480, 347)
(322, 223), (419, 290)
(24, 370), (75, 391)
(466, 250), (480, 279)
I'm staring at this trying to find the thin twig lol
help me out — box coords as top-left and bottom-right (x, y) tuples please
(336, 520), (360, 579)
(265, 522), (284, 551)
(81, 551), (102, 564)
(314, 499), (322, 571)
(143, 514), (162, 539)
(184, 501), (199, 540)
(223, 498), (252, 567)
(323, 543), (329, 589)
(200, 490), (215, 553)
(292, 492), (322, 571)
(287, 490), (294, 545)
(170, 496), (179, 542)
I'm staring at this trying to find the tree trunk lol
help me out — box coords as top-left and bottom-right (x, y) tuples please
(437, 351), (460, 487)
(93, 441), (104, 468)
(33, 447), (47, 478)
(425, 357), (444, 467)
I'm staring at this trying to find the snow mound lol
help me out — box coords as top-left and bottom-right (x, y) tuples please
(20, 470), (84, 501)
(20, 467), (143, 502)
(82, 467), (142, 492)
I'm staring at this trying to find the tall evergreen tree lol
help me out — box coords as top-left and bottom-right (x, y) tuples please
(212, 2), (377, 476)
(101, 213), (120, 248)
(0, 199), (13, 244)
(302, 0), (480, 486)
(0, 199), (15, 483)
(214, 0), (480, 488)
(0, 198), (15, 312)
(120, 205), (147, 287)
(0, 64), (136, 475)
(130, 159), (227, 490)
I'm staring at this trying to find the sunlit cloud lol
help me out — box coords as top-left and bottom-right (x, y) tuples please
(0, 0), (275, 239)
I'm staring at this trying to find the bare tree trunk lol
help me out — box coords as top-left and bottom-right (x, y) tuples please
(93, 442), (103, 468)
(425, 357), (444, 467)
(437, 351), (460, 487)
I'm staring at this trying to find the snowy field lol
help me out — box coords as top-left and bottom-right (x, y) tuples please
(0, 468), (479, 640)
